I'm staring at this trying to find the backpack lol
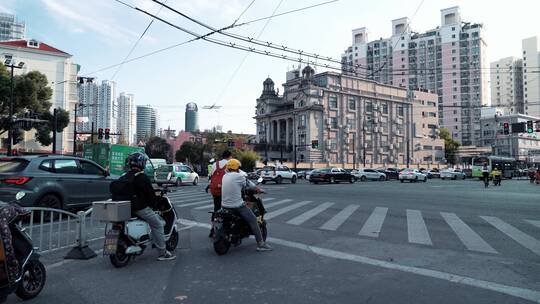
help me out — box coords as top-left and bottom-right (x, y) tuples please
(209, 161), (226, 196)
(110, 171), (142, 201)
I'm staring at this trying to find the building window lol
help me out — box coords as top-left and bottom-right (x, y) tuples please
(397, 106), (404, 116)
(329, 96), (338, 109)
(366, 101), (373, 112)
(347, 118), (356, 129)
(348, 97), (356, 110)
(299, 115), (306, 127)
(330, 117), (338, 129)
(329, 139), (337, 150)
(382, 103), (388, 114)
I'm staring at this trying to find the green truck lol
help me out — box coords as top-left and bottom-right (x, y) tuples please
(82, 144), (156, 180)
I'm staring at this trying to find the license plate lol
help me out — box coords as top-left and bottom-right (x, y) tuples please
(103, 226), (121, 255)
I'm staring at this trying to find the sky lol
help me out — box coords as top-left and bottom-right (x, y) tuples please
(2, 0), (540, 134)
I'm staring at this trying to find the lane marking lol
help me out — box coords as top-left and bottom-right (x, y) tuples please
(175, 200), (212, 208)
(482, 216), (540, 256)
(406, 209), (432, 246)
(264, 199), (293, 209)
(525, 220), (540, 229)
(287, 202), (334, 226)
(193, 204), (214, 210)
(359, 207), (388, 238)
(265, 201), (312, 220)
(441, 213), (497, 254)
(320, 205), (359, 231)
(179, 219), (540, 303)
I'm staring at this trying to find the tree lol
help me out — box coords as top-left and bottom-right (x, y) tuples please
(175, 141), (211, 166)
(145, 136), (171, 161)
(0, 64), (70, 146)
(439, 128), (460, 164)
(234, 149), (260, 172)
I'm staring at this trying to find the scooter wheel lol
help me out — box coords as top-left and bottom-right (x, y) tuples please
(166, 229), (179, 251)
(213, 236), (230, 255)
(110, 238), (131, 268)
(15, 260), (46, 300)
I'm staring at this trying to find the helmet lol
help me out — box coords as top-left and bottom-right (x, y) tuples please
(226, 159), (241, 171)
(209, 158), (215, 164)
(126, 152), (147, 170)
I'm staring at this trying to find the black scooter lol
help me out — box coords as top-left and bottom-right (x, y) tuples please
(212, 178), (267, 255)
(0, 192), (46, 302)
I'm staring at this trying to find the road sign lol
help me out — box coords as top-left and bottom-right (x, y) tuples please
(511, 122), (525, 133)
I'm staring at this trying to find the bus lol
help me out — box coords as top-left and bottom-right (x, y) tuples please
(471, 156), (517, 178)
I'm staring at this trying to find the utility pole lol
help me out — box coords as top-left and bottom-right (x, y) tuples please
(91, 122), (95, 144)
(73, 104), (78, 156)
(52, 108), (58, 154)
(280, 142), (283, 164)
(293, 112), (297, 172)
(352, 135), (356, 170)
(362, 121), (366, 167)
(5, 60), (25, 156)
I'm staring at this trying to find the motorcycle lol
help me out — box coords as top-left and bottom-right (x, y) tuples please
(212, 178), (267, 255)
(103, 187), (179, 268)
(493, 175), (501, 186)
(0, 192), (46, 302)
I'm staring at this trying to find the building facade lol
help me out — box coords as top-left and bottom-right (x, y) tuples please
(136, 105), (158, 143)
(522, 36), (540, 118)
(0, 13), (25, 41)
(117, 92), (136, 145)
(0, 39), (78, 153)
(490, 57), (523, 114)
(480, 110), (540, 161)
(185, 102), (199, 132)
(342, 6), (488, 146)
(77, 79), (118, 143)
(254, 66), (444, 166)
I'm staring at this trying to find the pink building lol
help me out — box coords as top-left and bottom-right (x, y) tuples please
(342, 6), (489, 146)
(166, 131), (206, 154)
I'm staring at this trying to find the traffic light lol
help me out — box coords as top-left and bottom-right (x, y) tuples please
(503, 122), (509, 135)
(527, 121), (534, 133)
(97, 128), (104, 139)
(104, 128), (110, 140)
(311, 140), (319, 149)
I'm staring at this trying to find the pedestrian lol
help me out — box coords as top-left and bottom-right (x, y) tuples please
(208, 150), (233, 238)
(481, 163), (490, 188)
(535, 168), (540, 185)
(205, 158), (215, 193)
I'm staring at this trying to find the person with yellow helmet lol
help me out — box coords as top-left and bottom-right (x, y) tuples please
(221, 158), (272, 252)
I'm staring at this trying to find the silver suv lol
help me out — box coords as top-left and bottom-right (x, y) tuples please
(0, 155), (116, 209)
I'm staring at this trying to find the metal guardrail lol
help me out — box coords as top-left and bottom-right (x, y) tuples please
(20, 207), (100, 259)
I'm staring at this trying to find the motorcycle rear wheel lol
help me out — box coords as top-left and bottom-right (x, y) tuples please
(15, 260), (46, 300)
(213, 236), (230, 255)
(166, 229), (179, 251)
(110, 238), (131, 268)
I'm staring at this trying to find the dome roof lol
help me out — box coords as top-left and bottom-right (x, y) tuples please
(186, 102), (198, 111)
(302, 65), (315, 75)
(263, 77), (274, 85)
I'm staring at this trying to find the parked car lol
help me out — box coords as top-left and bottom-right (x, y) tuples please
(0, 155), (116, 209)
(398, 168), (427, 183)
(305, 170), (314, 181)
(383, 167), (400, 180)
(155, 164), (199, 186)
(297, 169), (312, 180)
(260, 165), (297, 184)
(309, 167), (356, 184)
(427, 168), (441, 179)
(441, 168), (467, 180)
(354, 168), (387, 181)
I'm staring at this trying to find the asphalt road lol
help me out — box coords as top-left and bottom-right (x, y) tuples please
(11, 178), (540, 304)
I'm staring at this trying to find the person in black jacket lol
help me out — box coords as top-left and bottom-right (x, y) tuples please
(124, 153), (175, 261)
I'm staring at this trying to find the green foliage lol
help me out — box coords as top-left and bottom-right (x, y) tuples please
(439, 128), (460, 164)
(145, 136), (171, 161)
(234, 149), (259, 172)
(175, 141), (211, 165)
(0, 64), (69, 146)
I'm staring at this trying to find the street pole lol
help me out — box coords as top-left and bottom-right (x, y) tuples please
(73, 104), (78, 156)
(52, 108), (57, 154)
(293, 113), (297, 172)
(280, 142), (283, 164)
(352, 136), (356, 170)
(362, 121), (366, 167)
(91, 122), (95, 144)
(7, 65), (14, 156)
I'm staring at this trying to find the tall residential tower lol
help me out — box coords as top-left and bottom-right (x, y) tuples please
(0, 13), (25, 41)
(117, 93), (136, 145)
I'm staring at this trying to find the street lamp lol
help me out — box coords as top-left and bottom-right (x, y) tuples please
(5, 58), (25, 156)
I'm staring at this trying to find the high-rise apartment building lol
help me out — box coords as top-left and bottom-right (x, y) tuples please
(136, 105), (158, 143)
(522, 36), (540, 118)
(117, 93), (136, 145)
(77, 80), (118, 143)
(490, 57), (523, 114)
(342, 6), (489, 146)
(185, 102), (199, 132)
(0, 13), (25, 41)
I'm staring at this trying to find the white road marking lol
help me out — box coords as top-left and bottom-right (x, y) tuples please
(265, 201), (312, 220)
(264, 199), (293, 208)
(179, 219), (540, 303)
(442, 213), (497, 254)
(168, 192), (208, 199)
(287, 202), (334, 225)
(406, 209), (432, 246)
(482, 216), (540, 256)
(175, 200), (212, 208)
(320, 205), (359, 231)
(525, 219), (540, 229)
(193, 204), (214, 210)
(359, 207), (388, 238)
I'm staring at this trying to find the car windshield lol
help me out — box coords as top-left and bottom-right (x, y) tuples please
(262, 166), (275, 171)
(157, 165), (172, 173)
(0, 159), (29, 173)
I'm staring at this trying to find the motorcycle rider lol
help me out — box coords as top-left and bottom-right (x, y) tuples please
(491, 166), (502, 186)
(124, 153), (176, 261)
(208, 150), (233, 237)
(221, 159), (272, 252)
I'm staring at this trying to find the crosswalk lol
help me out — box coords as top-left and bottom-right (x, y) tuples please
(167, 189), (540, 257)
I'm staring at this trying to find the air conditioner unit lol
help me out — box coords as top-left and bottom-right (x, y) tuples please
(344, 127), (350, 133)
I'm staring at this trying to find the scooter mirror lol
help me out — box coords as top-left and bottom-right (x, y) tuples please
(15, 191), (26, 201)
(257, 177), (263, 184)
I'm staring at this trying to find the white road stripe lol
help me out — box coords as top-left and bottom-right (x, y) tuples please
(179, 219), (540, 303)
(287, 202), (334, 225)
(482, 216), (540, 256)
(175, 200), (212, 208)
(320, 205), (359, 231)
(168, 192), (207, 199)
(265, 201), (312, 220)
(406, 210), (432, 246)
(193, 204), (214, 210)
(441, 213), (497, 254)
(359, 207), (388, 238)
(525, 219), (540, 229)
(264, 199), (293, 209)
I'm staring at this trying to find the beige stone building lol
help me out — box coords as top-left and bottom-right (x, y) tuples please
(254, 67), (444, 167)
